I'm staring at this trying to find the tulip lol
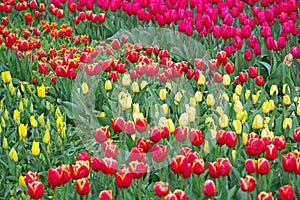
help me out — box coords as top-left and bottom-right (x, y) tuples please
(136, 138), (152, 153)
(225, 62), (235, 74)
(174, 126), (189, 142)
(111, 117), (125, 132)
(273, 136), (286, 150)
(104, 144), (118, 159)
(256, 158), (270, 175)
(252, 114), (263, 130)
(202, 180), (216, 197)
(159, 89), (167, 100)
(283, 118), (292, 129)
(128, 160), (148, 179)
(1, 71), (12, 83)
(248, 66), (258, 78)
(233, 120), (242, 134)
(297, 104), (300, 116)
(27, 181), (44, 199)
(98, 190), (113, 200)
(101, 158), (118, 175)
(206, 94), (215, 106)
(189, 129), (204, 146)
(75, 178), (90, 195)
(173, 190), (187, 200)
(235, 85), (243, 96)
(132, 82), (140, 93)
(293, 127), (300, 142)
(223, 74), (231, 86)
(124, 121), (136, 135)
(9, 147), (18, 163)
(225, 131), (237, 147)
(282, 153), (296, 172)
(195, 91), (202, 102)
(121, 74), (131, 87)
(174, 92), (183, 105)
(71, 161), (90, 179)
(256, 192), (273, 200)
(240, 175), (256, 192)
(279, 185), (294, 200)
(165, 119), (175, 133)
(135, 118), (148, 133)
(152, 145), (168, 163)
(170, 155), (188, 174)
(256, 76), (265, 86)
(94, 126), (110, 143)
(105, 80), (112, 91)
(269, 85), (278, 96)
(283, 94), (291, 105)
(19, 175), (26, 186)
(198, 73), (206, 85)
(245, 159), (257, 174)
(48, 168), (63, 187)
(149, 127), (162, 142)
(265, 144), (278, 160)
(37, 83), (46, 98)
(219, 114), (229, 128)
(245, 90), (250, 100)
(129, 147), (146, 163)
(238, 72), (248, 83)
(31, 141), (40, 157)
(153, 181), (170, 197)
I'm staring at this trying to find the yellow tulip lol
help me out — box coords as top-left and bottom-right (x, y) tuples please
(1, 117), (5, 128)
(133, 103), (140, 113)
(9, 148), (18, 163)
(232, 93), (240, 102)
(30, 116), (38, 128)
(282, 84), (290, 95)
(1, 71), (12, 83)
(105, 80), (112, 91)
(233, 119), (242, 134)
(165, 82), (172, 91)
(0, 126), (2, 134)
(186, 105), (196, 122)
(13, 110), (21, 124)
(3, 109), (8, 121)
(165, 118), (175, 133)
(261, 127), (274, 141)
(43, 129), (51, 145)
(270, 85), (278, 96)
(179, 113), (189, 126)
(234, 100), (243, 113)
(283, 94), (291, 106)
(38, 114), (45, 128)
(245, 89), (251, 100)
(161, 104), (168, 115)
(219, 114), (229, 128)
(8, 82), (15, 95)
(252, 93), (259, 104)
(205, 117), (214, 126)
(37, 83), (46, 98)
(119, 92), (132, 111)
(3, 136), (8, 149)
(223, 74), (231, 86)
(121, 74), (131, 87)
(204, 140), (210, 154)
(20, 83), (25, 93)
(283, 118), (292, 129)
(159, 89), (167, 101)
(99, 112), (105, 117)
(55, 107), (62, 118)
(216, 106), (224, 115)
(232, 150), (237, 162)
(195, 91), (202, 102)
(222, 92), (229, 101)
(19, 176), (26, 186)
(198, 74), (206, 85)
(297, 104), (300, 116)
(174, 92), (183, 105)
(19, 123), (28, 141)
(235, 84), (242, 96)
(81, 82), (89, 94)
(31, 141), (40, 156)
(29, 103), (34, 114)
(242, 132), (248, 145)
(206, 94), (215, 107)
(17, 89), (21, 98)
(262, 101), (271, 114)
(189, 97), (196, 107)
(140, 81), (148, 90)
(132, 82), (140, 93)
(252, 114), (263, 130)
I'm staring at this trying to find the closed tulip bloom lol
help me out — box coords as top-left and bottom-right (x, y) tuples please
(159, 88), (167, 100)
(81, 82), (89, 94)
(282, 84), (290, 95)
(206, 94), (215, 106)
(198, 73), (206, 85)
(219, 114), (229, 128)
(270, 85), (278, 96)
(30, 116), (38, 128)
(186, 105), (196, 122)
(19, 123), (28, 141)
(283, 118), (292, 129)
(121, 74), (131, 87)
(245, 159), (257, 174)
(279, 185), (294, 200)
(76, 178), (90, 195)
(293, 127), (300, 142)
(27, 181), (44, 199)
(19, 175), (26, 186)
(240, 175), (256, 192)
(245, 90), (250, 100)
(98, 190), (113, 200)
(105, 80), (112, 91)
(131, 82), (140, 93)
(37, 83), (46, 98)
(265, 144), (278, 160)
(174, 92), (183, 105)
(235, 84), (243, 96)
(202, 180), (216, 197)
(9, 147), (18, 163)
(1, 71), (12, 83)
(283, 94), (291, 105)
(256, 158), (270, 175)
(31, 141), (40, 156)
(252, 114), (263, 130)
(297, 104), (300, 116)
(13, 109), (21, 124)
(195, 91), (202, 102)
(153, 181), (170, 197)
(256, 192), (273, 200)
(223, 74), (231, 86)
(115, 168), (132, 188)
(233, 120), (242, 134)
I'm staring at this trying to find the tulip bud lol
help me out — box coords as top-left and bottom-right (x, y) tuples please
(252, 114), (263, 130)
(76, 178), (90, 195)
(31, 141), (40, 156)
(105, 80), (112, 91)
(240, 175), (256, 192)
(195, 91), (202, 102)
(279, 185), (294, 200)
(202, 180), (216, 197)
(3, 136), (8, 149)
(223, 74), (231, 86)
(256, 158), (270, 175)
(115, 168), (133, 188)
(98, 190), (113, 200)
(27, 181), (44, 199)
(9, 147), (18, 162)
(37, 83), (46, 98)
(206, 94), (215, 107)
(19, 175), (26, 186)
(245, 159), (257, 174)
(270, 85), (278, 96)
(132, 82), (140, 93)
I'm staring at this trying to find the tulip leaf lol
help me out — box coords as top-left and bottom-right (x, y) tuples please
(258, 61), (272, 75)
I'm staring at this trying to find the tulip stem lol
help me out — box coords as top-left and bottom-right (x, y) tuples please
(138, 178), (142, 200)
(123, 189), (126, 200)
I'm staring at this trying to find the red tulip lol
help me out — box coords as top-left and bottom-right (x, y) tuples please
(128, 160), (148, 179)
(48, 168), (63, 187)
(91, 157), (103, 172)
(256, 158), (270, 175)
(238, 72), (248, 83)
(248, 66), (258, 78)
(77, 152), (90, 161)
(240, 175), (256, 192)
(161, 126), (170, 139)
(104, 144), (118, 159)
(194, 58), (206, 70)
(71, 161), (90, 179)
(171, 155), (188, 174)
(181, 163), (193, 178)
(208, 162), (220, 178)
(279, 185), (294, 200)
(216, 51), (227, 66)
(101, 158), (118, 175)
(98, 190), (114, 200)
(173, 189), (187, 200)
(115, 168), (133, 188)
(189, 129), (204, 146)
(208, 59), (218, 70)
(174, 126), (189, 142)
(273, 135), (286, 150)
(24, 171), (40, 185)
(245, 138), (265, 156)
(111, 117), (125, 133)
(245, 159), (257, 174)
(76, 178), (90, 195)
(282, 153), (296, 172)
(136, 137), (152, 153)
(265, 144), (278, 160)
(225, 131), (237, 147)
(152, 144), (168, 163)
(216, 130), (226, 145)
(214, 72), (223, 83)
(94, 126), (110, 143)
(111, 39), (120, 50)
(192, 159), (205, 175)
(256, 192), (273, 200)
(135, 118), (148, 133)
(216, 158), (231, 176)
(225, 62), (235, 74)
(202, 180), (216, 197)
(293, 127), (300, 142)
(27, 181), (44, 199)
(150, 127), (162, 142)
(109, 71), (118, 82)
(256, 76), (265, 86)
(129, 147), (146, 163)
(153, 181), (170, 197)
